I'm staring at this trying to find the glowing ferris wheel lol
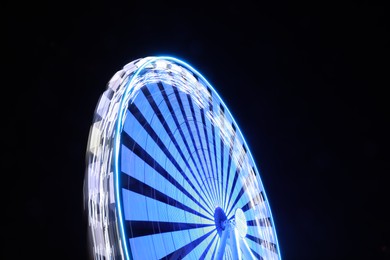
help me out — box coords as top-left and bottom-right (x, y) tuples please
(84, 56), (281, 259)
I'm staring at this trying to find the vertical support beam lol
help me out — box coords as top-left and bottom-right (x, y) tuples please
(230, 224), (241, 260)
(216, 224), (229, 260)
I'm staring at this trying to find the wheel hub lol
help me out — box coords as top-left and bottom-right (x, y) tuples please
(214, 207), (227, 237)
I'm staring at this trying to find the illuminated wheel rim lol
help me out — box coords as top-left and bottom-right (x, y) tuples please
(85, 56), (281, 259)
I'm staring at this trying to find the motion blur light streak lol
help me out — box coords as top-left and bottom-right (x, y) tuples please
(84, 56), (281, 259)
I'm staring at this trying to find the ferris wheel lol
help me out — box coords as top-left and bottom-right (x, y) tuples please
(84, 56), (281, 259)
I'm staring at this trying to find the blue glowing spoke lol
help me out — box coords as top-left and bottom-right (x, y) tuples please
(247, 217), (273, 227)
(161, 229), (215, 259)
(210, 237), (218, 259)
(223, 122), (237, 211)
(121, 170), (213, 222)
(186, 94), (218, 203)
(247, 226), (278, 244)
(121, 144), (211, 218)
(121, 132), (213, 217)
(250, 248), (263, 260)
(169, 226), (215, 256)
(127, 100), (213, 214)
(218, 105), (227, 211)
(225, 168), (239, 215)
(173, 87), (217, 205)
(202, 102), (223, 207)
(189, 117), (217, 205)
(246, 234), (278, 254)
(197, 103), (220, 206)
(171, 87), (215, 201)
(207, 233), (220, 260)
(230, 187), (253, 218)
(241, 191), (266, 213)
(226, 149), (248, 215)
(207, 96), (223, 209)
(122, 156), (213, 221)
(198, 233), (218, 259)
(158, 83), (216, 207)
(244, 237), (266, 260)
(225, 171), (240, 216)
(227, 185), (246, 217)
(217, 142), (225, 210)
(129, 226), (215, 259)
(184, 230), (218, 259)
(126, 220), (213, 238)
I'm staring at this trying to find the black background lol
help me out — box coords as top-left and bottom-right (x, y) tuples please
(6, 1), (389, 259)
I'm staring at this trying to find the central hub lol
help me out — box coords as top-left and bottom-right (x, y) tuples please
(234, 208), (248, 238)
(214, 207), (227, 237)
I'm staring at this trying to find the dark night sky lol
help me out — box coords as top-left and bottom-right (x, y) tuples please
(6, 1), (389, 259)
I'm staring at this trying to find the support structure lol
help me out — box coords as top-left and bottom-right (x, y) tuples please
(215, 218), (255, 260)
(229, 225), (241, 259)
(216, 220), (230, 260)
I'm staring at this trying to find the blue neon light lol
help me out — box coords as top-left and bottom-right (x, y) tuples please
(112, 56), (282, 259)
